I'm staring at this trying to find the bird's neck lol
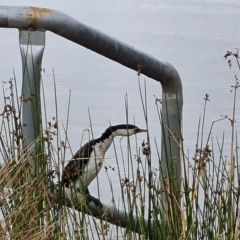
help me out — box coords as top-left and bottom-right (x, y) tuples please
(94, 135), (114, 154)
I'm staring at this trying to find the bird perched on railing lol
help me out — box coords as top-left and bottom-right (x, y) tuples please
(62, 124), (147, 207)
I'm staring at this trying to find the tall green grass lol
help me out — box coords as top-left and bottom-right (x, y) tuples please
(0, 49), (239, 239)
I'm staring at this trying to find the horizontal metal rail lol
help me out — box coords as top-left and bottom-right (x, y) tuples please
(0, 6), (182, 93)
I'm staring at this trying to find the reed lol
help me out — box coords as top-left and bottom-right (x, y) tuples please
(0, 49), (239, 239)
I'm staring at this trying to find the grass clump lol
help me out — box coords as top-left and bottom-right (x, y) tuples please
(0, 49), (239, 239)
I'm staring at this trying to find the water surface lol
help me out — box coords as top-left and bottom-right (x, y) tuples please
(0, 0), (239, 205)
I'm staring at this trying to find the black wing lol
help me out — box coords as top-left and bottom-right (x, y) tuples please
(62, 140), (95, 187)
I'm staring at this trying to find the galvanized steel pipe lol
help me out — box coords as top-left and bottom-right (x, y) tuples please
(0, 5), (183, 228)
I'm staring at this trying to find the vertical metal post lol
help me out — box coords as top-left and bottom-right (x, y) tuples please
(161, 77), (183, 225)
(19, 30), (45, 146)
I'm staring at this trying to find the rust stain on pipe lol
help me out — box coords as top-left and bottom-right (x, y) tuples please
(26, 7), (50, 30)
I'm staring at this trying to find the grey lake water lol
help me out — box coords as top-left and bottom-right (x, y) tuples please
(0, 0), (240, 220)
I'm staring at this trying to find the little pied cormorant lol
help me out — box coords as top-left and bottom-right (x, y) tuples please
(62, 124), (147, 207)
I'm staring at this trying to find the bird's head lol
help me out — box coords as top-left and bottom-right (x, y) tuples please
(103, 124), (147, 138)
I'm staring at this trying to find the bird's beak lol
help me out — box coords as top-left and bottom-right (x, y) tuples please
(135, 128), (148, 134)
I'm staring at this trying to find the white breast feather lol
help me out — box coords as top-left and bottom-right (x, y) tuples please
(82, 137), (113, 187)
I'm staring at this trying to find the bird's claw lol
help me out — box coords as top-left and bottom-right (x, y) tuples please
(87, 194), (103, 208)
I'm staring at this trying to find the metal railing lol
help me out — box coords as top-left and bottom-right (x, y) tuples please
(0, 5), (183, 233)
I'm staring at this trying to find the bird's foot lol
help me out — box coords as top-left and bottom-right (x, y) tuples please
(87, 194), (103, 208)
